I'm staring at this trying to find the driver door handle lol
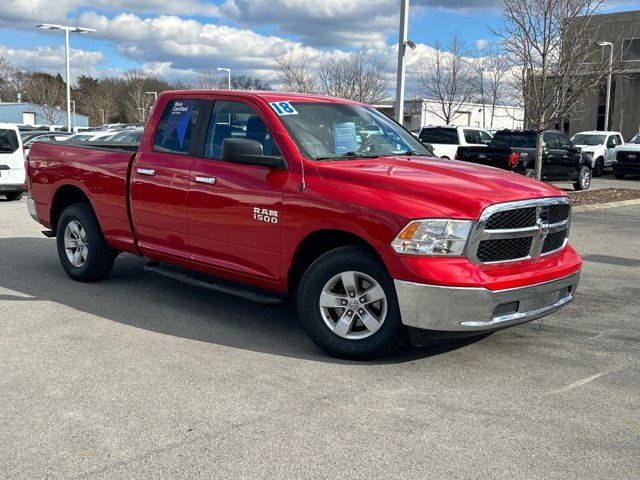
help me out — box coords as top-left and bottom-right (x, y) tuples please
(194, 176), (217, 185)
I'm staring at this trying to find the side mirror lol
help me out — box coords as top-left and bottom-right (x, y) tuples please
(221, 138), (287, 169)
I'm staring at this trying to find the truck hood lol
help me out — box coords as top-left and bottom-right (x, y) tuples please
(617, 144), (640, 152)
(315, 156), (565, 220)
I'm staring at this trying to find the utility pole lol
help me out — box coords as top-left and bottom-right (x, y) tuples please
(598, 41), (613, 131)
(394, 0), (411, 124)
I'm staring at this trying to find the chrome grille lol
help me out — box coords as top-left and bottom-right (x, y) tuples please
(467, 197), (571, 264)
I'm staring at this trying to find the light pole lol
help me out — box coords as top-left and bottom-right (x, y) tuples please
(146, 91), (158, 103)
(70, 100), (76, 131)
(36, 24), (96, 133)
(138, 107), (145, 123)
(598, 41), (613, 131)
(98, 108), (105, 125)
(394, 0), (415, 125)
(217, 68), (231, 89)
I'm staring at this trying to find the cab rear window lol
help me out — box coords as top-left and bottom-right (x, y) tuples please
(419, 128), (458, 144)
(0, 129), (19, 154)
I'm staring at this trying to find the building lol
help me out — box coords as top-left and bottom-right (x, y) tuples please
(558, 10), (640, 140)
(377, 99), (524, 132)
(0, 102), (89, 129)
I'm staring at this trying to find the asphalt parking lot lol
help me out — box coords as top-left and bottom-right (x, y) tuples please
(1, 185), (639, 479)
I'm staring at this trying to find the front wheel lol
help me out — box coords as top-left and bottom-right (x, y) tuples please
(593, 157), (604, 177)
(297, 246), (406, 360)
(56, 203), (117, 282)
(3, 192), (23, 201)
(573, 166), (592, 190)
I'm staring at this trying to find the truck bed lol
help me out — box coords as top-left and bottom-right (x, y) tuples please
(28, 142), (138, 252)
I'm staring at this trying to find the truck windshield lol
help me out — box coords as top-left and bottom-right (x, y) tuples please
(629, 134), (640, 144)
(273, 102), (430, 160)
(571, 134), (605, 146)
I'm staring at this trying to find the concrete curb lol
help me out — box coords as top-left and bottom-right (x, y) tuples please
(573, 198), (640, 212)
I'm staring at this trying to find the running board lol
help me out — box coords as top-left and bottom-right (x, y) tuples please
(144, 262), (286, 305)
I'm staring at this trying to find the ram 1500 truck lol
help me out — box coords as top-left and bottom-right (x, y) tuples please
(26, 91), (582, 359)
(456, 129), (592, 190)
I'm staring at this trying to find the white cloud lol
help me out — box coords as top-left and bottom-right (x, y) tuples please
(0, 45), (104, 71)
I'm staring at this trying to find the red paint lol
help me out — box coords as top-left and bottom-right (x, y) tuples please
(28, 90), (582, 294)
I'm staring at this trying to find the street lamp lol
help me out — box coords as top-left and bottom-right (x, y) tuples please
(138, 107), (145, 123)
(36, 23), (96, 133)
(146, 91), (158, 103)
(598, 41), (613, 131)
(98, 108), (105, 125)
(217, 68), (231, 89)
(394, 0), (415, 124)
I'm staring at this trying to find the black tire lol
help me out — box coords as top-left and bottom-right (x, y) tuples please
(573, 166), (591, 191)
(4, 192), (23, 201)
(593, 157), (604, 177)
(614, 172), (626, 180)
(297, 246), (406, 360)
(56, 203), (117, 282)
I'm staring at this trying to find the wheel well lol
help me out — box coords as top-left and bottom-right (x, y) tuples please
(50, 185), (92, 232)
(287, 230), (383, 296)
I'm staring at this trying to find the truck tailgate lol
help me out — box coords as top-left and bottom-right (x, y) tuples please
(456, 147), (511, 169)
(28, 142), (138, 252)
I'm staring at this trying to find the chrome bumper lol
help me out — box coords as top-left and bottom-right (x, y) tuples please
(394, 272), (580, 332)
(26, 196), (39, 222)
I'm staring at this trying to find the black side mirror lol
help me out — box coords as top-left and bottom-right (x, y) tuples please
(221, 138), (286, 169)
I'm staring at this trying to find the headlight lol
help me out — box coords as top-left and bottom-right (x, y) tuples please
(391, 219), (473, 256)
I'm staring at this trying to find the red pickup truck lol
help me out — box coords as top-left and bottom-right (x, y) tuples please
(26, 90), (582, 359)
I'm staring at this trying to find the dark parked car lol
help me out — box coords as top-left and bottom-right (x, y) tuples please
(456, 129), (592, 190)
(612, 134), (640, 179)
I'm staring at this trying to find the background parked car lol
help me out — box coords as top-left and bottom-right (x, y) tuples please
(65, 131), (117, 142)
(23, 132), (72, 156)
(418, 125), (492, 159)
(571, 131), (623, 176)
(456, 129), (592, 190)
(0, 123), (26, 201)
(104, 129), (144, 143)
(612, 133), (640, 179)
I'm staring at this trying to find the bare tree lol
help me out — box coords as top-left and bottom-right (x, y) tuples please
(191, 69), (221, 89)
(123, 70), (165, 123)
(485, 43), (513, 128)
(275, 52), (317, 93)
(493, 0), (610, 180)
(191, 71), (270, 91)
(22, 72), (66, 125)
(417, 32), (475, 125)
(317, 49), (389, 104)
(78, 77), (118, 125)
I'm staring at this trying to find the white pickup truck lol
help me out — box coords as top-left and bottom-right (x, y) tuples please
(570, 131), (624, 177)
(417, 126), (493, 159)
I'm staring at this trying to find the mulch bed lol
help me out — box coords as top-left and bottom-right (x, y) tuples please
(568, 188), (640, 206)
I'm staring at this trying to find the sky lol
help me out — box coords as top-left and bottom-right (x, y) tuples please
(1, 0), (639, 96)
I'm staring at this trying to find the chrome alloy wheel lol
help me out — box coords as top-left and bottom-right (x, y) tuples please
(64, 220), (88, 267)
(581, 168), (591, 189)
(319, 271), (388, 340)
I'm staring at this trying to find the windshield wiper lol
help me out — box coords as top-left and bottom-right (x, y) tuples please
(315, 152), (380, 161)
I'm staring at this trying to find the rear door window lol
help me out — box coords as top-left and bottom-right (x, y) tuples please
(420, 128), (458, 144)
(463, 129), (481, 144)
(153, 99), (203, 155)
(0, 129), (19, 154)
(479, 130), (493, 145)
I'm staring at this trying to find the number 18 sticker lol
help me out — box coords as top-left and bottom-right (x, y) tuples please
(269, 101), (298, 116)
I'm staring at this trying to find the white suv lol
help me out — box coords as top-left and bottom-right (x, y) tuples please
(0, 123), (26, 201)
(418, 126), (492, 159)
(571, 131), (624, 177)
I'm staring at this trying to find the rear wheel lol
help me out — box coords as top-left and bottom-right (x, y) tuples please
(614, 172), (626, 180)
(573, 166), (591, 190)
(3, 192), (23, 201)
(297, 246), (405, 360)
(56, 203), (117, 282)
(593, 157), (604, 177)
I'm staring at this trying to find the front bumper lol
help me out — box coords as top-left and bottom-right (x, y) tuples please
(394, 271), (580, 332)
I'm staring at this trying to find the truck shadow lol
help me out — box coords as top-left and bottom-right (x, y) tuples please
(0, 237), (485, 364)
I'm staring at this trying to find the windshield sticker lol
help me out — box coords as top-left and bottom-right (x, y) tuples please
(333, 122), (357, 154)
(269, 101), (298, 116)
(161, 100), (196, 147)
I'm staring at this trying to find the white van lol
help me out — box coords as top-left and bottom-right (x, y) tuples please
(418, 125), (493, 159)
(0, 123), (26, 201)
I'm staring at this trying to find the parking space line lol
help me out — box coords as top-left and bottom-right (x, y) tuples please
(549, 371), (610, 394)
